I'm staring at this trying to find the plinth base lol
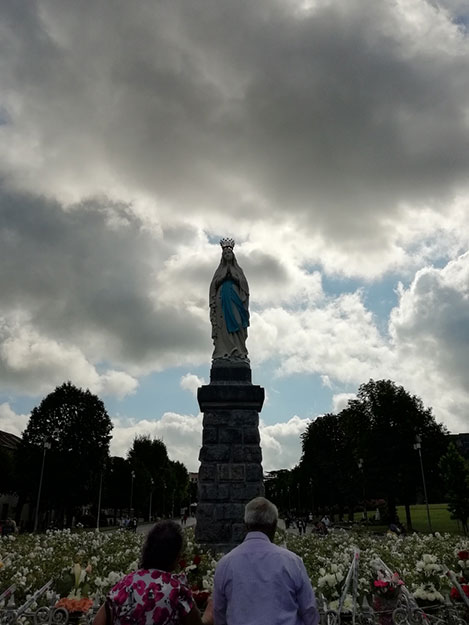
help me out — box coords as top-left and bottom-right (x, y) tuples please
(195, 361), (264, 552)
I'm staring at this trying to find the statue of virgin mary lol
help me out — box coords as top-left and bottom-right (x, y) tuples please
(209, 238), (250, 361)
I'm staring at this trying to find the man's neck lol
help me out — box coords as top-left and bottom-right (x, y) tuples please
(246, 525), (276, 542)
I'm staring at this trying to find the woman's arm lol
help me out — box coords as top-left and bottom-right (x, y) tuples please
(180, 597), (213, 625)
(92, 605), (107, 625)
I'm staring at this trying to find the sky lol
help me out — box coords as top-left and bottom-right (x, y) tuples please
(1, 0), (469, 473)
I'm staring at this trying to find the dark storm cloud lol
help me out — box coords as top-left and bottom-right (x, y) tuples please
(0, 193), (209, 373)
(2, 0), (469, 421)
(1, 0), (468, 248)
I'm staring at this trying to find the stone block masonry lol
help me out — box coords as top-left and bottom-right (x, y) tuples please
(195, 361), (265, 553)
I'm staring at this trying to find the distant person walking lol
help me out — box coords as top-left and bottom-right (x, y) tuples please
(213, 497), (319, 625)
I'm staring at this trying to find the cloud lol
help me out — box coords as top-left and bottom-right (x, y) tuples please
(0, 311), (139, 398)
(250, 251), (469, 437)
(332, 393), (356, 413)
(260, 416), (311, 471)
(1, 0), (468, 271)
(99, 372), (139, 399)
(1, 0), (469, 470)
(110, 412), (204, 470)
(251, 292), (392, 381)
(0, 403), (29, 437)
(110, 411), (309, 472)
(389, 251), (469, 432)
(0, 195), (212, 396)
(180, 373), (206, 397)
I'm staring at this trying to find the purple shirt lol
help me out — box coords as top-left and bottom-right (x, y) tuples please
(213, 532), (319, 625)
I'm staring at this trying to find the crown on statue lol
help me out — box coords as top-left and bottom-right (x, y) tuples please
(220, 237), (235, 249)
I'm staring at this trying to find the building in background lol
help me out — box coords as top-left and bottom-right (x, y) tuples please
(0, 430), (21, 521)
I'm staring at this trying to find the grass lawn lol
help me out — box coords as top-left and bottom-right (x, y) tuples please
(350, 503), (465, 534)
(396, 503), (463, 534)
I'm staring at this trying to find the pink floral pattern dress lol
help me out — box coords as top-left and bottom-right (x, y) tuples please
(107, 569), (194, 625)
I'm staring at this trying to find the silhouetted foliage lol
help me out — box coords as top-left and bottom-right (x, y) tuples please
(300, 379), (448, 527)
(439, 443), (469, 534)
(0, 445), (15, 494)
(16, 381), (112, 527)
(125, 435), (189, 518)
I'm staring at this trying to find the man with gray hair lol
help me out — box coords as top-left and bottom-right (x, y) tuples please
(213, 497), (319, 625)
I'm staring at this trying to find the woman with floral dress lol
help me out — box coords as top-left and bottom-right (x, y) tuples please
(93, 521), (213, 625)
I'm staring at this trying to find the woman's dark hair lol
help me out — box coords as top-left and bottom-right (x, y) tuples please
(139, 520), (183, 571)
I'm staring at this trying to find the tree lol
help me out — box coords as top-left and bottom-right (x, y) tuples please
(300, 379), (448, 528)
(127, 435), (170, 517)
(439, 443), (469, 534)
(300, 413), (363, 519)
(166, 460), (189, 518)
(347, 380), (447, 527)
(16, 381), (113, 528)
(265, 469), (295, 513)
(102, 456), (131, 524)
(0, 445), (15, 495)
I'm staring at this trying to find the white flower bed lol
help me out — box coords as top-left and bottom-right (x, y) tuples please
(1, 528), (468, 609)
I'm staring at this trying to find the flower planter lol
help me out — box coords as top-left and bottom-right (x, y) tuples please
(372, 595), (399, 625)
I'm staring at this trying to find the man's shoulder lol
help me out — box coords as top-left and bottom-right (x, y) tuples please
(270, 543), (303, 562)
(220, 539), (301, 562)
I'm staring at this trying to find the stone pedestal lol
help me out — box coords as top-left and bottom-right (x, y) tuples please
(195, 361), (265, 552)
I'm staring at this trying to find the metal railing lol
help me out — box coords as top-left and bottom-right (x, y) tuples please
(314, 554), (469, 624)
(0, 582), (100, 625)
(1, 558), (469, 625)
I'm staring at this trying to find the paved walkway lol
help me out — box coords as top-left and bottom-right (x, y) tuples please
(137, 516), (287, 534)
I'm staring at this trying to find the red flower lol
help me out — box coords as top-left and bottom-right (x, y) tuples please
(193, 591), (209, 608)
(451, 585), (469, 601)
(193, 555), (201, 566)
(374, 580), (388, 588)
(179, 559), (187, 569)
(458, 550), (469, 561)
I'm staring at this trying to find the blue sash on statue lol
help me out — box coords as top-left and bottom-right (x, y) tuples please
(221, 280), (250, 333)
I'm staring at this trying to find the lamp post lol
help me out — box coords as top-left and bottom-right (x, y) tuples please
(33, 439), (51, 532)
(414, 435), (432, 532)
(309, 479), (314, 518)
(148, 478), (154, 523)
(129, 470), (135, 515)
(96, 468), (104, 531)
(357, 458), (368, 522)
(33, 429), (60, 533)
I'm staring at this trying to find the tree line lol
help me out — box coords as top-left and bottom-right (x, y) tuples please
(1, 382), (190, 530)
(265, 379), (469, 532)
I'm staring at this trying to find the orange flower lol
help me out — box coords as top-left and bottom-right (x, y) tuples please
(56, 598), (94, 613)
